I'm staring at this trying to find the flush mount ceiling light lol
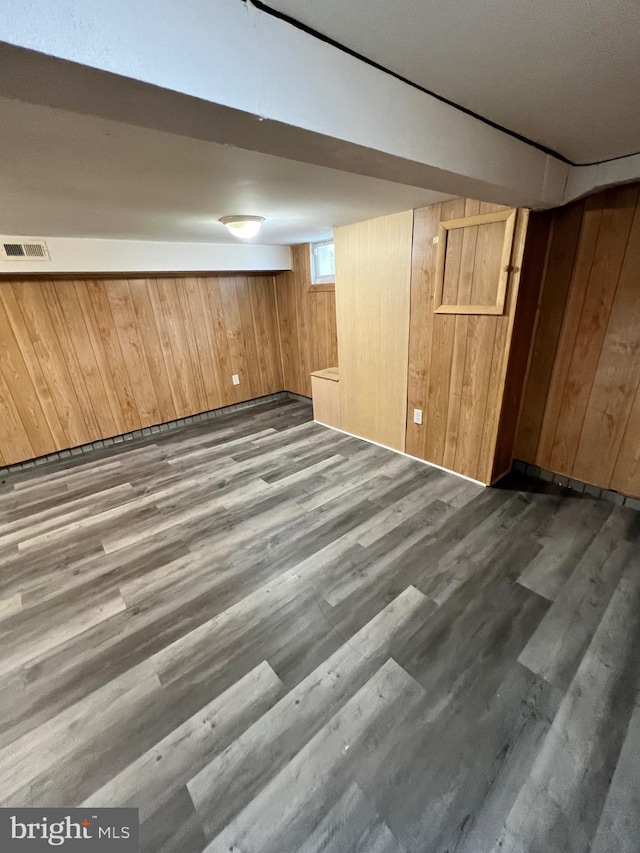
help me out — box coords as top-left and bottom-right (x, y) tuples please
(219, 215), (265, 240)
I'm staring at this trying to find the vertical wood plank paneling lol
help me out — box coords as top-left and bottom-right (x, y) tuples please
(106, 280), (161, 427)
(547, 185), (638, 475)
(475, 208), (521, 481)
(175, 278), (208, 412)
(0, 284), (66, 450)
(480, 208), (530, 483)
(234, 277), (262, 400)
(248, 278), (269, 393)
(218, 277), (246, 404)
(513, 202), (584, 461)
(516, 181), (640, 497)
(202, 278), (236, 407)
(469, 220), (507, 303)
(407, 197), (526, 483)
(335, 211), (414, 451)
(156, 278), (200, 417)
(442, 198), (480, 470)
(425, 198), (465, 465)
(12, 281), (93, 448)
(573, 198), (640, 484)
(74, 281), (129, 436)
(405, 203), (442, 460)
(0, 364), (35, 465)
(85, 280), (141, 433)
(128, 279), (178, 424)
(274, 269), (298, 394)
(183, 277), (220, 412)
(274, 244), (338, 398)
(535, 196), (604, 466)
(46, 282), (104, 441)
(146, 281), (186, 418)
(274, 279), (287, 389)
(248, 276), (283, 395)
(292, 252), (310, 392)
(452, 202), (504, 479)
(200, 279), (230, 406)
(612, 384), (640, 496)
(0, 275), (285, 465)
(492, 211), (551, 481)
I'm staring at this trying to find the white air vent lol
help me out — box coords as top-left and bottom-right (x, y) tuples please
(1, 239), (50, 261)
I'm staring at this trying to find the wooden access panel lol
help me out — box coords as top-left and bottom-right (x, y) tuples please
(335, 211), (414, 451)
(406, 198), (529, 483)
(434, 208), (517, 315)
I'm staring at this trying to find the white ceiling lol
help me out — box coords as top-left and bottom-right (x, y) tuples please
(265, 0), (640, 164)
(0, 97), (452, 245)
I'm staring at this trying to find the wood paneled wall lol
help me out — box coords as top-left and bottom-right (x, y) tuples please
(0, 275), (283, 466)
(406, 198), (529, 483)
(515, 182), (640, 497)
(274, 244), (338, 397)
(335, 211), (414, 451)
(491, 211), (551, 480)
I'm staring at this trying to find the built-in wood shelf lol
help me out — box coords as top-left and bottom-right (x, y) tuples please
(310, 367), (340, 428)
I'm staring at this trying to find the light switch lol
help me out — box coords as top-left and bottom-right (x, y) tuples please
(413, 408), (423, 425)
(232, 374), (240, 386)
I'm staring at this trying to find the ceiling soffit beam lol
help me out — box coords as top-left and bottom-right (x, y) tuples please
(0, 0), (568, 210)
(0, 0), (635, 207)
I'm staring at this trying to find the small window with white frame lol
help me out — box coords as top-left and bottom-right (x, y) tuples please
(310, 239), (335, 285)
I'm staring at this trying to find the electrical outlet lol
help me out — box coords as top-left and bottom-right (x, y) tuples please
(413, 408), (423, 425)
(232, 374), (240, 386)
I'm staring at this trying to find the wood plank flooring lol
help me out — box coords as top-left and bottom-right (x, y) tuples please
(0, 397), (638, 852)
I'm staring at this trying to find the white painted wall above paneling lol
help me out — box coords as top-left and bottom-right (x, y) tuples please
(0, 238), (292, 275)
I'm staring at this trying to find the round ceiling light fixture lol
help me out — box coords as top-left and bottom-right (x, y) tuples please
(219, 215), (265, 240)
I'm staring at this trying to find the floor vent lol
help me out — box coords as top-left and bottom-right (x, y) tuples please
(1, 240), (50, 261)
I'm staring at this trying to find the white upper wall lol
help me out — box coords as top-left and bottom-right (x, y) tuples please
(0, 237), (292, 275)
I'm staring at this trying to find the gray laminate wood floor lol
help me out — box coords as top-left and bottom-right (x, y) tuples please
(1, 398), (639, 853)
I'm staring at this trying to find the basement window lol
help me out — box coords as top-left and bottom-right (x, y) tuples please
(310, 239), (335, 286)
